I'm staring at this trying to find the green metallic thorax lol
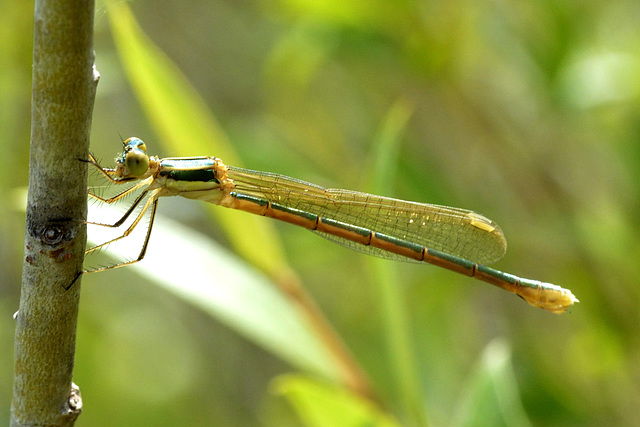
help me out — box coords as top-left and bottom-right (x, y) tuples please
(158, 157), (225, 201)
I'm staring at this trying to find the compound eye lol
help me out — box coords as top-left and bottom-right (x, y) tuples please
(124, 137), (147, 153)
(125, 149), (149, 177)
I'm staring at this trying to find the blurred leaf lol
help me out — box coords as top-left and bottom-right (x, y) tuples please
(105, 0), (289, 277)
(452, 339), (532, 427)
(558, 51), (640, 108)
(87, 206), (341, 381)
(367, 100), (429, 426)
(367, 99), (413, 194)
(274, 0), (416, 35)
(274, 374), (402, 427)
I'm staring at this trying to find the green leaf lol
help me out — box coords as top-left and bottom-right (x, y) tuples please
(274, 374), (402, 427)
(452, 339), (532, 427)
(96, 0), (349, 381)
(87, 208), (341, 381)
(104, 0), (288, 277)
(366, 100), (429, 426)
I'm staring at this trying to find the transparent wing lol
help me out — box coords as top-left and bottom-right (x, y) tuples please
(228, 167), (507, 264)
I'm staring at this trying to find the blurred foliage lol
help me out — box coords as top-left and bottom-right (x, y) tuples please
(3, 0), (640, 426)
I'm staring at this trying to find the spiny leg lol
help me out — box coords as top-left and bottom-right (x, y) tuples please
(89, 175), (153, 205)
(67, 196), (160, 290)
(86, 188), (161, 255)
(69, 154), (155, 289)
(84, 152), (144, 206)
(85, 198), (159, 270)
(84, 153), (132, 184)
(88, 189), (149, 229)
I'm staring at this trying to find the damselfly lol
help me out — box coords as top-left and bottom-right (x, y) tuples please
(81, 137), (578, 313)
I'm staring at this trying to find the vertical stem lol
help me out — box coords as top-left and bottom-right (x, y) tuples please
(11, 0), (97, 425)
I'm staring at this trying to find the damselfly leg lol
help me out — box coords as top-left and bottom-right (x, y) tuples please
(82, 154), (161, 275)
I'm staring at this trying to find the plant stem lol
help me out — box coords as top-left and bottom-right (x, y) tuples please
(11, 0), (97, 425)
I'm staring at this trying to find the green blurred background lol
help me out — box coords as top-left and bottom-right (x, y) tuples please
(2, 0), (640, 425)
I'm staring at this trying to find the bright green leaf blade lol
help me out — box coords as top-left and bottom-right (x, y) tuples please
(104, 0), (289, 277)
(274, 374), (402, 427)
(87, 209), (340, 381)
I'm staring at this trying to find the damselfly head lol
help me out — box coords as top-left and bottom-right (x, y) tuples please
(118, 137), (150, 178)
